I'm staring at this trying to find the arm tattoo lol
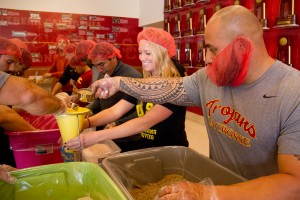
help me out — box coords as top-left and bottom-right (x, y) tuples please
(119, 77), (195, 106)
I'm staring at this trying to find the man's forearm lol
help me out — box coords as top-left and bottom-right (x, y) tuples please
(0, 76), (63, 115)
(119, 77), (194, 106)
(0, 105), (37, 132)
(216, 173), (300, 200)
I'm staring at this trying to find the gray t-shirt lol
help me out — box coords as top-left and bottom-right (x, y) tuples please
(0, 71), (9, 89)
(183, 60), (300, 180)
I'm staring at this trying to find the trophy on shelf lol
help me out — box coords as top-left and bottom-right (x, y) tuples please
(184, 11), (194, 36)
(233, 0), (241, 5)
(196, 0), (210, 4)
(196, 7), (206, 35)
(277, 36), (292, 67)
(173, 14), (182, 37)
(173, 0), (182, 10)
(274, 0), (299, 28)
(164, 0), (172, 12)
(214, 3), (222, 13)
(184, 0), (196, 7)
(164, 17), (171, 33)
(175, 42), (181, 63)
(184, 42), (193, 66)
(196, 40), (205, 67)
(254, 0), (270, 30)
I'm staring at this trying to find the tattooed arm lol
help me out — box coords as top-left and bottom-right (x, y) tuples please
(92, 76), (195, 106)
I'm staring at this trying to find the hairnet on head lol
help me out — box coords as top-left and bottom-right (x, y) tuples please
(56, 35), (69, 43)
(0, 37), (21, 58)
(88, 42), (122, 60)
(75, 40), (96, 60)
(9, 38), (28, 49)
(64, 43), (76, 54)
(137, 27), (176, 57)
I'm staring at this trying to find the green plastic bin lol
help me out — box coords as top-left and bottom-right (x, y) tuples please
(0, 162), (127, 200)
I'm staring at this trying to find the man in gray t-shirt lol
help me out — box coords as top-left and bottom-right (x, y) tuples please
(91, 5), (300, 200)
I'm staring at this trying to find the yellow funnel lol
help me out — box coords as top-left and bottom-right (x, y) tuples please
(55, 107), (90, 152)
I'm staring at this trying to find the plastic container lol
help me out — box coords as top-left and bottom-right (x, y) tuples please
(5, 129), (63, 169)
(0, 162), (127, 200)
(102, 146), (247, 200)
(82, 140), (121, 164)
(55, 107), (89, 150)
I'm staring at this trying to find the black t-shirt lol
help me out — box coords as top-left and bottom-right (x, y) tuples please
(58, 64), (80, 86)
(122, 95), (189, 149)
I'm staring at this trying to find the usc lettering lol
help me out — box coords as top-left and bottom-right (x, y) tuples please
(208, 117), (251, 147)
(136, 102), (157, 141)
(206, 99), (256, 139)
(136, 102), (154, 117)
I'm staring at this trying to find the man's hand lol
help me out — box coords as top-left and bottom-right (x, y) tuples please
(0, 164), (17, 184)
(55, 92), (70, 114)
(157, 181), (218, 200)
(91, 74), (119, 99)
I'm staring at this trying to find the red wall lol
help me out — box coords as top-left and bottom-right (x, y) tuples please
(0, 8), (143, 67)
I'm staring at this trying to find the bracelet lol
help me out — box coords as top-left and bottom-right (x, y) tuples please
(87, 117), (91, 128)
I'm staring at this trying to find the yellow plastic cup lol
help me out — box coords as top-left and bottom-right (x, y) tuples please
(55, 107), (90, 152)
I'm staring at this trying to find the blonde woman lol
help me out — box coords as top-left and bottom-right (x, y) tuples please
(65, 27), (188, 152)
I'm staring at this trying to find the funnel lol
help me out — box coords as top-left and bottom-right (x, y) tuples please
(55, 107), (90, 152)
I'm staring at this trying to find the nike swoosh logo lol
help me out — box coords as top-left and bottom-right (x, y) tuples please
(263, 94), (277, 98)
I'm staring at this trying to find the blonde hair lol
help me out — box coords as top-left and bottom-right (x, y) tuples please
(142, 41), (181, 78)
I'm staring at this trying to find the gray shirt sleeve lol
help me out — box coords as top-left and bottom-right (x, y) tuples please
(183, 69), (204, 106)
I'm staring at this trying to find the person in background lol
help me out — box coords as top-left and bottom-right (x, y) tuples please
(0, 38), (35, 168)
(51, 43), (80, 95)
(86, 42), (142, 131)
(40, 36), (70, 93)
(74, 40), (96, 68)
(69, 55), (92, 107)
(8, 38), (32, 76)
(0, 37), (68, 184)
(85, 41), (142, 150)
(65, 27), (188, 152)
(0, 37), (21, 72)
(91, 5), (300, 199)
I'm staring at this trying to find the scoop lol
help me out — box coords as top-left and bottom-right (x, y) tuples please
(78, 88), (95, 103)
(71, 102), (79, 111)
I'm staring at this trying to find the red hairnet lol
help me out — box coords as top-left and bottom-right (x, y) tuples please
(9, 38), (28, 49)
(75, 40), (96, 60)
(64, 43), (76, 54)
(0, 37), (21, 58)
(69, 55), (86, 67)
(137, 27), (176, 57)
(88, 42), (122, 60)
(56, 35), (69, 43)
(69, 55), (79, 67)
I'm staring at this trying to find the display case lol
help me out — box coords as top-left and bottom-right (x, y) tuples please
(165, 0), (300, 115)
(164, 0), (300, 71)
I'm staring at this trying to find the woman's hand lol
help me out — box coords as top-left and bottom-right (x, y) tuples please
(65, 130), (101, 151)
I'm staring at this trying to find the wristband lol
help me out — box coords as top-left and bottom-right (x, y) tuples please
(87, 117), (91, 128)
